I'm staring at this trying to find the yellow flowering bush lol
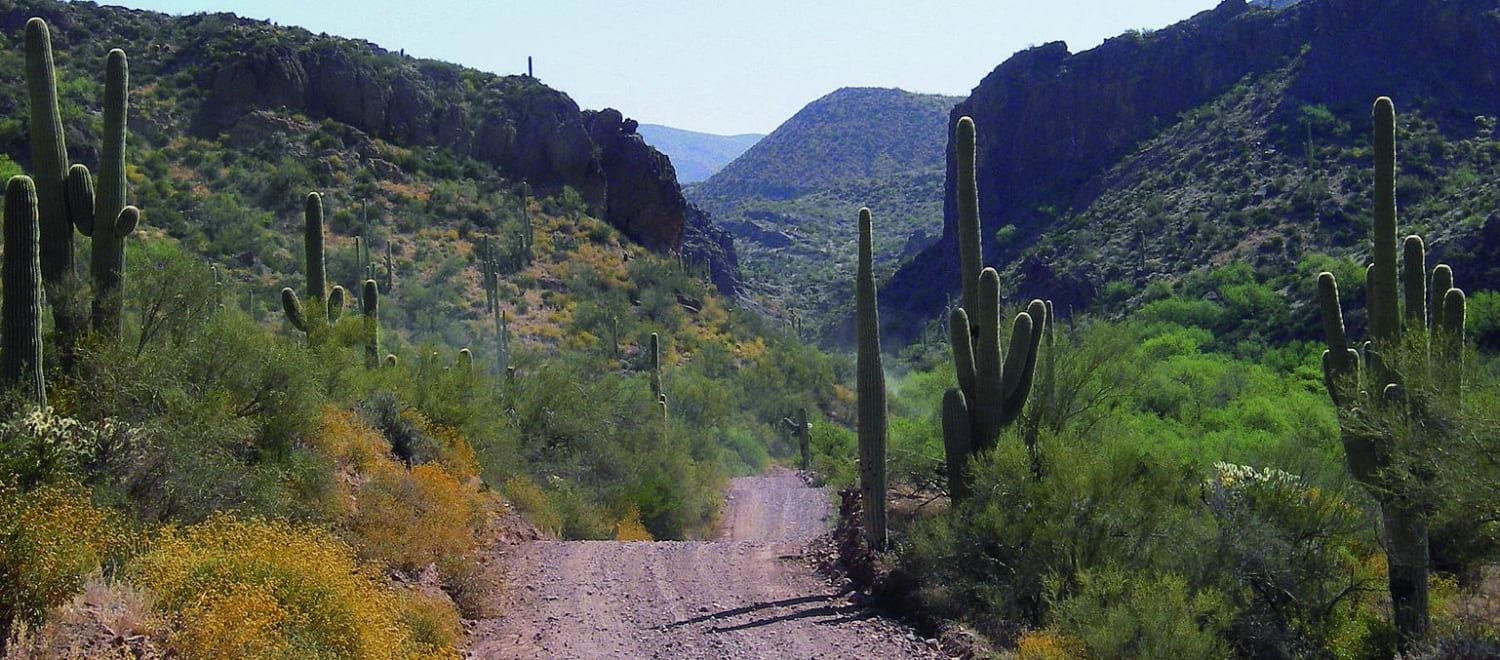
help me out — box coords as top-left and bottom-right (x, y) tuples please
(128, 514), (455, 659)
(0, 481), (128, 639)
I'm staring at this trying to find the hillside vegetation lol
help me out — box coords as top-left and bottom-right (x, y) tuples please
(688, 87), (960, 339)
(0, 6), (843, 656)
(882, 0), (1500, 342)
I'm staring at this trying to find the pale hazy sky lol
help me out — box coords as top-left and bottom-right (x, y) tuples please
(111, 1), (1223, 135)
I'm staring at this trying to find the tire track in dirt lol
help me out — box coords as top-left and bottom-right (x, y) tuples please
(464, 467), (940, 659)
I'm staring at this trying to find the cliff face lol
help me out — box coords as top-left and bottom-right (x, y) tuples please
(883, 0), (1500, 335)
(110, 9), (734, 292)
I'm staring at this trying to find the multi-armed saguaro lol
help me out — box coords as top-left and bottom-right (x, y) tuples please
(855, 207), (888, 551)
(28, 19), (143, 349)
(940, 117), (1047, 500)
(1316, 97), (1466, 650)
(3, 176), (47, 407)
(61, 47), (141, 339)
(282, 192), (346, 344)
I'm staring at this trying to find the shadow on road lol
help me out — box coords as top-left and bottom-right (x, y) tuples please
(662, 592), (873, 634)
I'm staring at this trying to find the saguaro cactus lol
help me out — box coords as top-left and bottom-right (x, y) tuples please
(282, 192), (346, 344)
(940, 116), (1046, 499)
(794, 407), (811, 472)
(855, 207), (888, 551)
(25, 18), (86, 362)
(3, 176), (47, 407)
(648, 332), (663, 400)
(86, 49), (136, 337)
(362, 279), (379, 368)
(1315, 97), (1467, 650)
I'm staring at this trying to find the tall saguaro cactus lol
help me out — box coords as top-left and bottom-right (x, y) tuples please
(940, 116), (1047, 500)
(3, 177), (47, 407)
(1315, 97), (1467, 651)
(794, 407), (811, 472)
(855, 207), (888, 551)
(362, 279), (379, 368)
(282, 192), (346, 344)
(25, 18), (86, 363)
(648, 332), (663, 400)
(86, 49), (136, 338)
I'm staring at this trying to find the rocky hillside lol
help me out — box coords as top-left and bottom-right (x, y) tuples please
(0, 0), (738, 297)
(882, 0), (1500, 341)
(636, 124), (762, 184)
(687, 87), (960, 337)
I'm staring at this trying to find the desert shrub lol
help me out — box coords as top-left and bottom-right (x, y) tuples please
(1202, 461), (1379, 656)
(902, 429), (1216, 643)
(0, 482), (129, 643)
(1045, 568), (1230, 659)
(0, 407), (137, 489)
(394, 586), (464, 655)
(503, 475), (562, 537)
(352, 463), (486, 573)
(128, 514), (456, 659)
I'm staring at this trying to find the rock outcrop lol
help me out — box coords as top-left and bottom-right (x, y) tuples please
(164, 12), (737, 290)
(883, 0), (1500, 337)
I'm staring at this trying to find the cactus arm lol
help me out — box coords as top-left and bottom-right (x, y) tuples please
(941, 388), (971, 501)
(998, 300), (1047, 427)
(65, 164), (95, 237)
(1402, 236), (1426, 328)
(3, 176), (47, 407)
(1439, 288), (1465, 368)
(115, 206), (139, 237)
(992, 310), (1038, 432)
(973, 268), (1003, 441)
(1431, 265), (1453, 331)
(282, 287), (308, 332)
(949, 307), (977, 405)
(327, 285), (345, 323)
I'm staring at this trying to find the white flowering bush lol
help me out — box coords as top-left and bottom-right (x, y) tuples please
(0, 407), (137, 486)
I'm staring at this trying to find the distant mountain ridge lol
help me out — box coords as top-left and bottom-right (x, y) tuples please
(687, 87), (962, 335)
(636, 124), (762, 184)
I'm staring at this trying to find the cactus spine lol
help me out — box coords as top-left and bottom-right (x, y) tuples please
(855, 207), (888, 551)
(362, 279), (379, 368)
(281, 192), (345, 344)
(941, 116), (1046, 500)
(1315, 97), (1467, 650)
(25, 18), (86, 364)
(3, 177), (46, 407)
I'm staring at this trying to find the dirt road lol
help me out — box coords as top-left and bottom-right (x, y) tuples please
(465, 467), (940, 659)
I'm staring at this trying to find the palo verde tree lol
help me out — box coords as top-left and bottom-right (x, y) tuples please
(1315, 96), (1467, 651)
